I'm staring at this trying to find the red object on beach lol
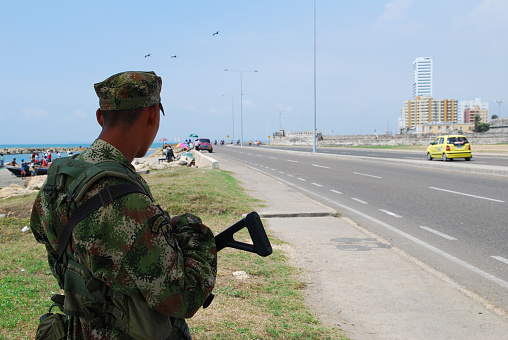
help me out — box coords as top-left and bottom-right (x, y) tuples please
(158, 137), (168, 142)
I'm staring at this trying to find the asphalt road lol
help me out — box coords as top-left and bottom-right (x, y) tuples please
(213, 144), (508, 311)
(269, 145), (508, 167)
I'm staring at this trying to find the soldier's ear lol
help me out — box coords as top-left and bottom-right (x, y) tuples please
(96, 109), (104, 127)
(146, 106), (159, 127)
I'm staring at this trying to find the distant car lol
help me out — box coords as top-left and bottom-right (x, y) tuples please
(427, 135), (472, 161)
(195, 138), (213, 153)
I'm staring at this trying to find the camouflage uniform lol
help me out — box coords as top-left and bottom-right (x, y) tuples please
(30, 71), (217, 339)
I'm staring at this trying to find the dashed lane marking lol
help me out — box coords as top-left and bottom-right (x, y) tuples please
(429, 187), (505, 203)
(312, 183), (323, 187)
(379, 209), (402, 218)
(353, 172), (382, 179)
(420, 226), (457, 240)
(492, 256), (508, 265)
(330, 190), (343, 194)
(312, 164), (330, 169)
(352, 198), (368, 204)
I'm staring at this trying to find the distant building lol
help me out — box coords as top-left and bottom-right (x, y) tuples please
(399, 96), (458, 131)
(464, 106), (489, 124)
(419, 122), (474, 134)
(458, 98), (489, 123)
(413, 57), (433, 99)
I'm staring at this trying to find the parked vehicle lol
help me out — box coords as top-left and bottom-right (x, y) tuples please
(195, 138), (213, 153)
(427, 135), (472, 161)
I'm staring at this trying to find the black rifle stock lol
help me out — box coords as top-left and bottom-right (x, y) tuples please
(203, 211), (272, 308)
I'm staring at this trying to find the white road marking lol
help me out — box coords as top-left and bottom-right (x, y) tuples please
(256, 155), (262, 157)
(312, 183), (323, 187)
(269, 157), (277, 159)
(352, 198), (368, 204)
(219, 154), (508, 291)
(330, 189), (343, 194)
(278, 171), (284, 174)
(379, 209), (402, 218)
(247, 153), (252, 155)
(419, 226), (457, 240)
(312, 164), (330, 169)
(297, 178), (306, 181)
(353, 172), (382, 179)
(429, 187), (505, 203)
(492, 256), (508, 265)
(287, 160), (298, 163)
(287, 174), (294, 177)
(271, 169), (276, 171)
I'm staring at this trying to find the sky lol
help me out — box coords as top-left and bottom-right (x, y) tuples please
(1, 0), (508, 144)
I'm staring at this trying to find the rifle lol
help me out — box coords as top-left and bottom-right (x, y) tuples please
(203, 211), (272, 308)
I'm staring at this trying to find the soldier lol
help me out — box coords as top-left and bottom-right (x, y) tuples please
(31, 71), (217, 339)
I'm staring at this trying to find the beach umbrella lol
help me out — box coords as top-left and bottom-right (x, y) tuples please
(189, 134), (198, 138)
(158, 137), (168, 142)
(176, 142), (189, 148)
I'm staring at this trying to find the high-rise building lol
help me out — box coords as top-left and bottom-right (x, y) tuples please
(413, 57), (432, 99)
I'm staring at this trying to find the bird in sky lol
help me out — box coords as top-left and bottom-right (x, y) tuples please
(212, 31), (219, 36)
(144, 54), (151, 58)
(171, 55), (177, 58)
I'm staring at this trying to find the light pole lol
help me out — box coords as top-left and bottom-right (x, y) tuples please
(274, 105), (288, 130)
(313, 0), (317, 153)
(222, 94), (234, 143)
(495, 100), (503, 118)
(224, 69), (258, 146)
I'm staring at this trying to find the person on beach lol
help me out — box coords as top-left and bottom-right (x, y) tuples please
(20, 159), (28, 180)
(30, 71), (217, 339)
(10, 157), (17, 166)
(0, 153), (4, 168)
(41, 156), (48, 167)
(31, 152), (36, 163)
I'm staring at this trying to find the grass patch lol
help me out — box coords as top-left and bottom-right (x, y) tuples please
(0, 166), (348, 339)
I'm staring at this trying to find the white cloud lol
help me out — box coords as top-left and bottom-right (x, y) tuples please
(20, 108), (49, 120)
(453, 0), (508, 33)
(373, 0), (413, 28)
(64, 110), (88, 121)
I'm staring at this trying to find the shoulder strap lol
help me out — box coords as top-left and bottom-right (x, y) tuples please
(57, 183), (148, 262)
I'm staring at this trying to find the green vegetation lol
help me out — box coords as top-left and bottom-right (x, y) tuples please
(0, 167), (348, 339)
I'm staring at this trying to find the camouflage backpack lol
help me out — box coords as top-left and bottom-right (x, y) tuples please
(36, 156), (190, 340)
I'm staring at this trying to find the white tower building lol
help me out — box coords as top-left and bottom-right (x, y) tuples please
(413, 57), (432, 99)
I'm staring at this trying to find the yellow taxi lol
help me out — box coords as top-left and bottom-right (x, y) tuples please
(427, 135), (472, 161)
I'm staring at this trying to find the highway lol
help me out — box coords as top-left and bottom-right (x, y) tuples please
(212, 145), (508, 312)
(268, 145), (508, 167)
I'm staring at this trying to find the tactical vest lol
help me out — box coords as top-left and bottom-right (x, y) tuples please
(42, 157), (190, 340)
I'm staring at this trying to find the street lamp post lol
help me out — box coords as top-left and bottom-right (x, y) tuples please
(495, 100), (503, 118)
(225, 69), (258, 146)
(274, 105), (288, 130)
(313, 0), (317, 153)
(222, 94), (234, 143)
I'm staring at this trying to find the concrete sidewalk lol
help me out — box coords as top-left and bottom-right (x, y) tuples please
(213, 154), (508, 340)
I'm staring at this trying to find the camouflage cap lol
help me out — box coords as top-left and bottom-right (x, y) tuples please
(94, 71), (164, 114)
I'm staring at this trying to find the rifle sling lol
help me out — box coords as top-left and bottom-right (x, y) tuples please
(57, 183), (148, 262)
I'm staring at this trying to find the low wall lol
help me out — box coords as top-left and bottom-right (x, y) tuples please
(191, 150), (219, 169)
(271, 130), (508, 146)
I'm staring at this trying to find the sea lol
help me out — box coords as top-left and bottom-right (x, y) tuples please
(0, 142), (167, 165)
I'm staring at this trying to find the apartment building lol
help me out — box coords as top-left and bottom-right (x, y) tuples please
(401, 96), (458, 130)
